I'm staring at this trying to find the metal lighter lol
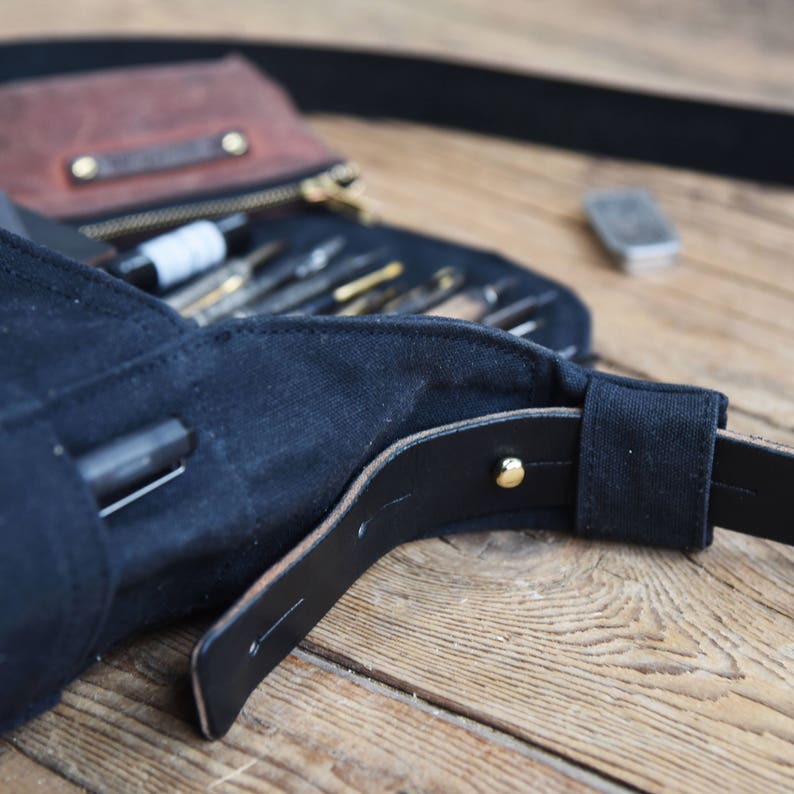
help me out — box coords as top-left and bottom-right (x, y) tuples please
(583, 188), (680, 273)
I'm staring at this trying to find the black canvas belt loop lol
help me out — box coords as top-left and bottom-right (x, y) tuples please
(576, 375), (726, 550)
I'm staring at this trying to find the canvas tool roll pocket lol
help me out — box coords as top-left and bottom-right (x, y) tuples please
(0, 53), (597, 732)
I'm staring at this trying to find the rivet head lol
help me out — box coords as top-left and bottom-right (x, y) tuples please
(221, 131), (249, 157)
(494, 457), (525, 489)
(70, 155), (99, 182)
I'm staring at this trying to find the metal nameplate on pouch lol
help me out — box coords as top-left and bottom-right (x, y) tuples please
(583, 188), (680, 273)
(67, 130), (250, 185)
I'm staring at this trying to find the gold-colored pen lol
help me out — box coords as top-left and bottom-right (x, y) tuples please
(293, 261), (404, 315)
(382, 267), (465, 314)
(335, 284), (402, 316)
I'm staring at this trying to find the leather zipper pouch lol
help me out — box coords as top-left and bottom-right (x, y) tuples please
(0, 54), (345, 224)
(0, 53), (593, 357)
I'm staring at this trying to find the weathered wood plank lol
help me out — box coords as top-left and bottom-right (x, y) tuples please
(9, 635), (620, 794)
(0, 741), (85, 793)
(302, 529), (794, 794)
(686, 532), (794, 622)
(4, 1), (794, 112)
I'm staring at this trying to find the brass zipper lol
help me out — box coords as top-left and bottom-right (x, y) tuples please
(77, 161), (369, 241)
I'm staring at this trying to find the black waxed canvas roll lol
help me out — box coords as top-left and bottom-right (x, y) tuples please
(0, 226), (729, 732)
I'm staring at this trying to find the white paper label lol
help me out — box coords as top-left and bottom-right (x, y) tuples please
(140, 220), (228, 289)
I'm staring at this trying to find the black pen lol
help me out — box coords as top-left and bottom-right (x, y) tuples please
(165, 239), (286, 316)
(291, 261), (403, 315)
(481, 289), (558, 330)
(239, 248), (387, 317)
(192, 235), (345, 326)
(424, 277), (516, 322)
(382, 267), (465, 314)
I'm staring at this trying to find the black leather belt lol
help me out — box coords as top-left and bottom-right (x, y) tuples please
(192, 408), (794, 738)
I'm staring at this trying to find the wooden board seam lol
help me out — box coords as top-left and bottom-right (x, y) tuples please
(1, 737), (89, 793)
(682, 552), (792, 621)
(296, 644), (641, 794)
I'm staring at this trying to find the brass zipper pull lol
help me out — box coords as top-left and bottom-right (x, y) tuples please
(300, 171), (376, 225)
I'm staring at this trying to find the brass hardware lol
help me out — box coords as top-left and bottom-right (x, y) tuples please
(333, 261), (404, 303)
(221, 131), (249, 157)
(494, 457), (525, 488)
(180, 274), (246, 318)
(301, 170), (375, 225)
(437, 271), (459, 290)
(78, 161), (361, 240)
(70, 155), (99, 182)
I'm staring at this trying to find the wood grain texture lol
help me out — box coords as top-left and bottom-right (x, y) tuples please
(0, 741), (85, 793)
(4, 1), (794, 111)
(302, 531), (794, 793)
(9, 631), (620, 794)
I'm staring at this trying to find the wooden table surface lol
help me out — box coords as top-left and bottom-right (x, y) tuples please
(2, 3), (793, 792)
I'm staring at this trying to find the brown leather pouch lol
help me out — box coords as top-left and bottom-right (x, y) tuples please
(0, 54), (343, 225)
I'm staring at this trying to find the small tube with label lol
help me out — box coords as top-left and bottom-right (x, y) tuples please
(103, 213), (250, 292)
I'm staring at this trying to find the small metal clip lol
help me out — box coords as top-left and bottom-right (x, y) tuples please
(76, 418), (196, 517)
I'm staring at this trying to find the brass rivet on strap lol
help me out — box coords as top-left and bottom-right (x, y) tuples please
(494, 457), (525, 488)
(221, 131), (249, 157)
(70, 155), (99, 182)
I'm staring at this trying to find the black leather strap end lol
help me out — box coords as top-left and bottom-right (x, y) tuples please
(191, 408), (581, 739)
(191, 407), (794, 739)
(710, 430), (794, 546)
